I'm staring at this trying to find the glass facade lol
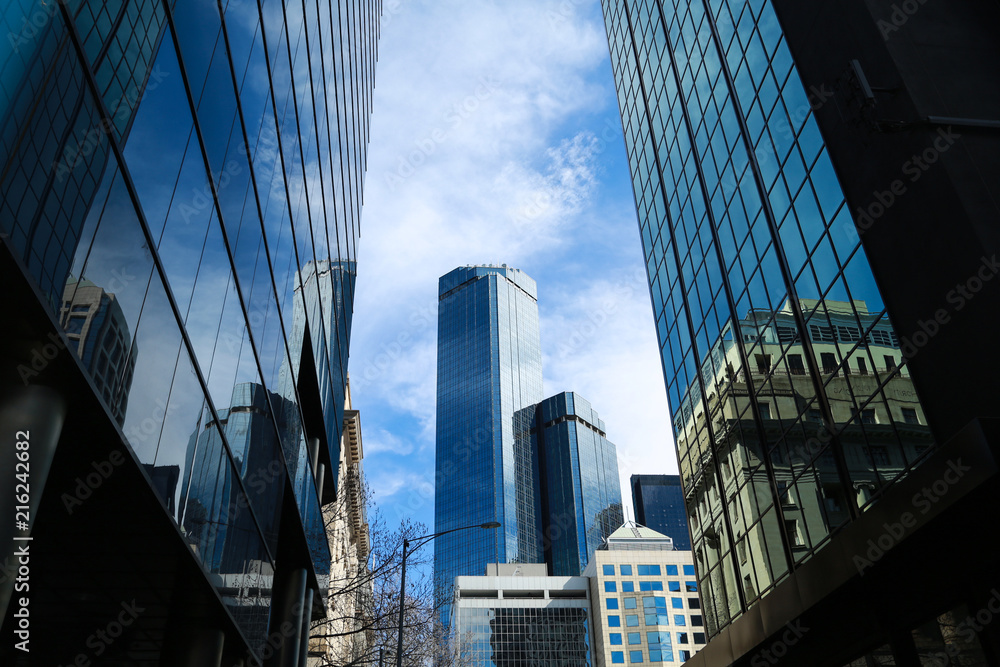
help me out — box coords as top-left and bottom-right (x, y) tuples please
(523, 391), (624, 576)
(1, 0), (379, 656)
(601, 0), (935, 640)
(632, 475), (691, 550)
(435, 265), (545, 624)
(455, 606), (592, 667)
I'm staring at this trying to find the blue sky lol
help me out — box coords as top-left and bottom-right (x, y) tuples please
(350, 0), (678, 537)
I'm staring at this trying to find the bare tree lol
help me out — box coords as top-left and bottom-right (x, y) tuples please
(309, 482), (455, 667)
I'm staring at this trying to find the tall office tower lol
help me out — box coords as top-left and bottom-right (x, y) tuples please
(0, 0), (380, 664)
(520, 391), (624, 576)
(434, 265), (545, 624)
(631, 475), (691, 550)
(601, 1), (999, 665)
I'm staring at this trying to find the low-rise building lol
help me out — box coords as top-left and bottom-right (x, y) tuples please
(584, 525), (707, 666)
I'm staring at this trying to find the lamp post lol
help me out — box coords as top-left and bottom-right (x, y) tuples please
(395, 521), (501, 667)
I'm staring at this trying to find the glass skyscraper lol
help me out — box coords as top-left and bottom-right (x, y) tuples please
(631, 474), (691, 550)
(0, 0), (379, 663)
(602, 0), (936, 648)
(434, 265), (545, 624)
(521, 391), (624, 576)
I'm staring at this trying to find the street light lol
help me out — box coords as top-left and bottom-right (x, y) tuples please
(395, 521), (501, 667)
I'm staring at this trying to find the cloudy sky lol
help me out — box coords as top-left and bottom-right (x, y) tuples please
(349, 0), (678, 534)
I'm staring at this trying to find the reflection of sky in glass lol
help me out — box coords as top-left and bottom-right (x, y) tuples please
(1, 0), (377, 648)
(604, 0), (936, 640)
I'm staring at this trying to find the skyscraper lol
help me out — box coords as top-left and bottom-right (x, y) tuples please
(631, 475), (691, 551)
(601, 1), (999, 665)
(1, 0), (379, 663)
(523, 391), (624, 576)
(434, 265), (545, 623)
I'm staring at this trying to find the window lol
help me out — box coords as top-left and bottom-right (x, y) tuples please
(884, 354), (896, 369)
(666, 565), (678, 576)
(668, 581), (681, 592)
(680, 650), (691, 661)
(685, 581), (698, 592)
(688, 597), (700, 609)
(648, 631), (673, 663)
(677, 632), (689, 644)
(620, 564), (633, 576)
(628, 632), (642, 645)
(626, 615), (640, 627)
(902, 408), (919, 424)
(606, 581), (617, 593)
(755, 354), (771, 374)
(612, 651), (625, 664)
(630, 650), (645, 663)
(610, 633), (622, 645)
(857, 357), (868, 374)
(674, 615), (687, 626)
(808, 408), (823, 422)
(785, 519), (804, 547)
(810, 325), (836, 342)
(604, 565), (616, 576)
(777, 326), (799, 343)
(671, 597), (684, 609)
(639, 581), (663, 591)
(821, 352), (837, 373)
(692, 615), (703, 626)
(758, 402), (771, 420)
(607, 598), (619, 610)
(837, 326), (861, 343)
(609, 615), (621, 627)
(694, 632), (706, 643)
(637, 565), (661, 576)
(624, 597), (637, 609)
(683, 565), (695, 576)
(852, 408), (877, 424)
(788, 353), (805, 374)
(645, 613), (670, 626)
(622, 581), (635, 592)
(865, 445), (891, 466)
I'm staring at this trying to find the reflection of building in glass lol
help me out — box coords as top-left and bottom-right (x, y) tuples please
(676, 300), (932, 630)
(0, 0), (380, 661)
(631, 475), (691, 551)
(59, 277), (136, 424)
(452, 563), (594, 667)
(601, 2), (999, 665)
(435, 265), (545, 624)
(585, 524), (706, 667)
(181, 382), (289, 572)
(519, 392), (624, 576)
(0, 0), (166, 307)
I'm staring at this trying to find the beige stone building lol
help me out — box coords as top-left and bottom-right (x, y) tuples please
(309, 380), (373, 666)
(585, 524), (707, 666)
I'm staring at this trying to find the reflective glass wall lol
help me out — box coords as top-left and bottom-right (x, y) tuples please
(632, 475), (692, 550)
(435, 265), (545, 625)
(601, 0), (936, 639)
(526, 391), (624, 576)
(1, 0), (379, 652)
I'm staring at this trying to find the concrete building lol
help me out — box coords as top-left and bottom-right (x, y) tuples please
(452, 563), (596, 667)
(585, 525), (706, 666)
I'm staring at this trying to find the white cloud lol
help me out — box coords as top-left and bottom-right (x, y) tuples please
(349, 0), (676, 528)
